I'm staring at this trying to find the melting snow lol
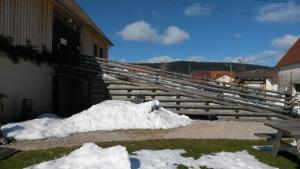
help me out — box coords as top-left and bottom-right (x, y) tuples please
(25, 143), (131, 169)
(1, 100), (192, 140)
(131, 149), (277, 169)
(26, 144), (277, 169)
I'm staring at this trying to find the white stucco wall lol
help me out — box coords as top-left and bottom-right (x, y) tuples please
(216, 75), (234, 83)
(0, 55), (54, 122)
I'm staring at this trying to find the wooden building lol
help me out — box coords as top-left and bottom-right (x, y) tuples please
(234, 69), (278, 91)
(276, 39), (300, 94)
(0, 0), (112, 122)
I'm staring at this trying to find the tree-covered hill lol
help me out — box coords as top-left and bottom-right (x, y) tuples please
(135, 61), (270, 74)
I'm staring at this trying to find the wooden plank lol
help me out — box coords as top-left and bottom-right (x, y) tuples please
(272, 130), (283, 158)
(265, 122), (300, 129)
(108, 93), (188, 97)
(104, 80), (148, 86)
(173, 110), (289, 119)
(96, 58), (288, 97)
(127, 98), (211, 102)
(295, 136), (300, 154)
(265, 123), (300, 135)
(111, 68), (285, 113)
(99, 61), (287, 107)
(107, 86), (160, 90)
(162, 105), (245, 110)
(101, 67), (290, 114)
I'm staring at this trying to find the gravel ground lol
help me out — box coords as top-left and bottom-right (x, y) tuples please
(2, 120), (276, 151)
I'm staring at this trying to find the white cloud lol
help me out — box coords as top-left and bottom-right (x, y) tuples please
(184, 3), (211, 16)
(256, 2), (300, 23)
(223, 50), (284, 65)
(143, 55), (206, 63)
(118, 21), (189, 45)
(160, 26), (190, 45)
(271, 34), (299, 49)
(233, 33), (242, 38)
(118, 21), (159, 43)
(145, 55), (174, 63)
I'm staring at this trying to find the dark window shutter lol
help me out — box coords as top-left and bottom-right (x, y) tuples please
(99, 47), (103, 58)
(94, 45), (98, 57)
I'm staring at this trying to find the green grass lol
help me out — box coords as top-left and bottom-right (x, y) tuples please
(0, 139), (299, 169)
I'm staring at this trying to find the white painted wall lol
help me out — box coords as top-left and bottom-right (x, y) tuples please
(278, 67), (300, 92)
(216, 75), (234, 83)
(0, 55), (54, 122)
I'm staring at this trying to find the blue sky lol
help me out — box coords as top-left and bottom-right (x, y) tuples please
(77, 0), (300, 66)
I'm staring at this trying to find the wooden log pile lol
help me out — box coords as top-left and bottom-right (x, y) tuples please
(60, 55), (293, 119)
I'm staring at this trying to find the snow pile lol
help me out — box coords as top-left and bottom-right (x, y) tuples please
(291, 139), (297, 147)
(294, 106), (300, 116)
(1, 100), (192, 140)
(101, 73), (116, 80)
(26, 144), (276, 169)
(130, 149), (200, 169)
(131, 149), (277, 169)
(26, 143), (130, 169)
(198, 151), (276, 169)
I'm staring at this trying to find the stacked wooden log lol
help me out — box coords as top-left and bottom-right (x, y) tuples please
(71, 55), (294, 119)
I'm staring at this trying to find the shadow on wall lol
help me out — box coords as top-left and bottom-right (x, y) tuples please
(53, 70), (111, 118)
(0, 56), (54, 123)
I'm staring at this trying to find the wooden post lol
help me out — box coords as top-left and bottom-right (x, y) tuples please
(151, 90), (156, 99)
(127, 89), (131, 99)
(235, 109), (239, 120)
(272, 130), (283, 158)
(176, 95), (180, 111)
(295, 136), (300, 156)
(205, 102), (212, 120)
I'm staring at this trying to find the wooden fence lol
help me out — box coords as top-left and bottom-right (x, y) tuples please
(55, 55), (294, 119)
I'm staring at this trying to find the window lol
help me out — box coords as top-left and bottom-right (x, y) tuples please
(99, 47), (104, 58)
(94, 45), (98, 57)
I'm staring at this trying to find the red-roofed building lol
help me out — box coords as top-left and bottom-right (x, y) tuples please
(276, 39), (300, 93)
(192, 70), (236, 82)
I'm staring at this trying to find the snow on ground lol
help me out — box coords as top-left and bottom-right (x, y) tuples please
(131, 149), (277, 169)
(294, 106), (300, 116)
(252, 145), (273, 151)
(101, 73), (116, 80)
(26, 144), (277, 169)
(25, 143), (131, 169)
(1, 100), (192, 140)
(130, 149), (200, 169)
(198, 151), (276, 169)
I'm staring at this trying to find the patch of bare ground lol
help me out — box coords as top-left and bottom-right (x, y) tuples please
(2, 120), (276, 151)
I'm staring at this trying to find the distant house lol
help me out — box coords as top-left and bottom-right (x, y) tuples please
(0, 0), (112, 122)
(192, 70), (236, 83)
(276, 39), (300, 94)
(234, 69), (278, 91)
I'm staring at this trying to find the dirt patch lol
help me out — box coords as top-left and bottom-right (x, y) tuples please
(2, 120), (276, 151)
